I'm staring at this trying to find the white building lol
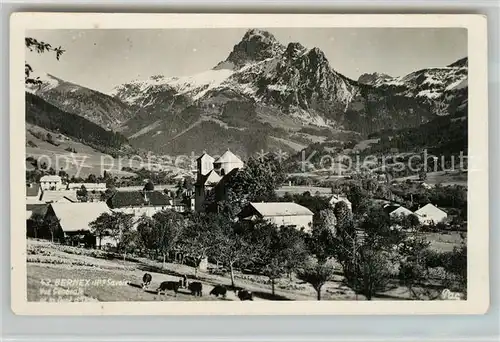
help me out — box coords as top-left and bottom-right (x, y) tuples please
(415, 203), (448, 225)
(194, 150), (243, 212)
(238, 202), (314, 233)
(40, 175), (63, 190)
(329, 194), (352, 211)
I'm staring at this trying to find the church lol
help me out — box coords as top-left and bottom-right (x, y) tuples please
(194, 149), (244, 212)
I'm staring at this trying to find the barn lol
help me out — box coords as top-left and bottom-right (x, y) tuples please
(44, 202), (112, 245)
(238, 202), (314, 232)
(415, 203), (448, 225)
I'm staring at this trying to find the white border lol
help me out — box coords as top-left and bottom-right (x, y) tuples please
(10, 13), (489, 315)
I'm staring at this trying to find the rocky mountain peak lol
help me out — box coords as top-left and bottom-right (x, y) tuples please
(357, 72), (393, 85)
(284, 42), (307, 59)
(448, 57), (468, 68)
(214, 29), (286, 70)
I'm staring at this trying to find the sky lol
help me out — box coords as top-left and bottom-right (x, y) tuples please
(26, 28), (467, 94)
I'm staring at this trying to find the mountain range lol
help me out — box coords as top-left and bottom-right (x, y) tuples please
(26, 28), (468, 159)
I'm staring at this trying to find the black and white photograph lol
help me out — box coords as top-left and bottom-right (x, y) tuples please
(11, 13), (488, 314)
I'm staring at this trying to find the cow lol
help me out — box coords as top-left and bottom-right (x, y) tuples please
(188, 281), (203, 297)
(237, 289), (253, 301)
(156, 280), (182, 297)
(141, 273), (152, 289)
(209, 285), (227, 298)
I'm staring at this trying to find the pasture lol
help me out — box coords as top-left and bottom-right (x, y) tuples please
(26, 125), (191, 179)
(26, 239), (460, 302)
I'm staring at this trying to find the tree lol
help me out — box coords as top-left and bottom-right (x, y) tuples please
(183, 177), (194, 192)
(76, 185), (88, 202)
(29, 212), (45, 239)
(110, 212), (135, 261)
(347, 184), (369, 214)
(152, 210), (186, 269)
(144, 180), (154, 191)
(310, 209), (337, 263)
(89, 212), (114, 249)
(45, 215), (61, 243)
(340, 207), (403, 300)
(397, 233), (436, 300)
(212, 155), (286, 217)
(136, 215), (158, 258)
(90, 212), (134, 259)
(296, 256), (337, 300)
(343, 246), (394, 300)
(178, 212), (219, 276)
(333, 201), (353, 231)
(25, 37), (65, 85)
(175, 180), (184, 197)
(208, 215), (257, 288)
(254, 223), (308, 295)
(443, 243), (467, 298)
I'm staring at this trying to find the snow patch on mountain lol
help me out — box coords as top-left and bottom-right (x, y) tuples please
(112, 69), (235, 105)
(446, 78), (468, 91)
(25, 72), (62, 93)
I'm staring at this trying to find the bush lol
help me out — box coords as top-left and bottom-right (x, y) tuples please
(27, 140), (38, 148)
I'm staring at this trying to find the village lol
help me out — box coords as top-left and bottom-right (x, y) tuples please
(25, 148), (467, 302)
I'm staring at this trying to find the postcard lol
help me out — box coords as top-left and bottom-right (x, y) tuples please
(11, 13), (488, 315)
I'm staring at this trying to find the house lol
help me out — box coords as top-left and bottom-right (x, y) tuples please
(26, 183), (42, 204)
(328, 194), (352, 211)
(172, 197), (195, 213)
(194, 150), (243, 212)
(386, 205), (414, 219)
(415, 203), (448, 225)
(67, 183), (107, 191)
(106, 190), (172, 216)
(44, 202), (112, 245)
(238, 202), (314, 233)
(40, 175), (63, 190)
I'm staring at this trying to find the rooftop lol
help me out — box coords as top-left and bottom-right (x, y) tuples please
(248, 202), (314, 217)
(214, 149), (243, 164)
(107, 191), (171, 208)
(40, 175), (62, 182)
(49, 202), (112, 233)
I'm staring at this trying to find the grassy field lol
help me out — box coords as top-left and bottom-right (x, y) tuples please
(395, 171), (467, 187)
(26, 237), (463, 302)
(424, 231), (465, 252)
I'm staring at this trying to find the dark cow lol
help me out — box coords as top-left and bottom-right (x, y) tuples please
(156, 280), (182, 297)
(237, 290), (253, 301)
(209, 285), (227, 298)
(188, 281), (203, 297)
(142, 273), (152, 289)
